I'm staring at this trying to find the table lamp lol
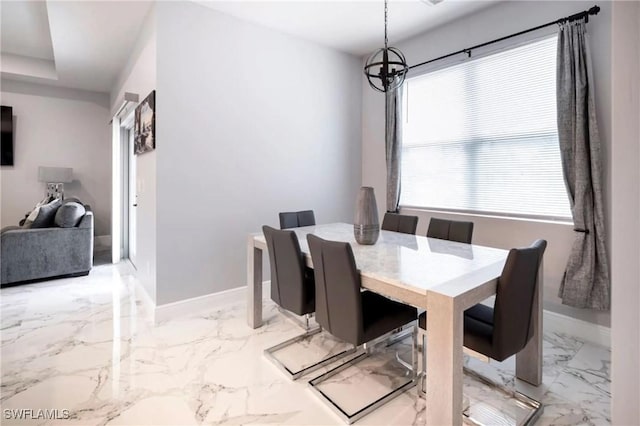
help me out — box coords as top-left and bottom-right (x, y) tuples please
(38, 166), (73, 200)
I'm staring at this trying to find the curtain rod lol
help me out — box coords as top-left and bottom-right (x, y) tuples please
(408, 5), (600, 71)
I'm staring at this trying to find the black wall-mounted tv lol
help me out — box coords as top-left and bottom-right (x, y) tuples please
(1, 106), (14, 166)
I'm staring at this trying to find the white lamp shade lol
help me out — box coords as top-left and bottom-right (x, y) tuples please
(38, 166), (73, 183)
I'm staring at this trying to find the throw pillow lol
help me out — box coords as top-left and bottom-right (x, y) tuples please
(21, 196), (51, 227)
(54, 202), (86, 228)
(26, 198), (62, 228)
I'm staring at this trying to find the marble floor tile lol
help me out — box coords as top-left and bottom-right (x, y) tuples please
(310, 343), (414, 418)
(1, 263), (611, 426)
(565, 343), (611, 385)
(265, 329), (355, 376)
(536, 391), (610, 426)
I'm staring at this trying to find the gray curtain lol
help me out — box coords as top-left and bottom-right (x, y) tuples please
(556, 21), (610, 310)
(385, 81), (404, 213)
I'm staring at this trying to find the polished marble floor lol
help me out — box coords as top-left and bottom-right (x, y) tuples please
(1, 263), (611, 425)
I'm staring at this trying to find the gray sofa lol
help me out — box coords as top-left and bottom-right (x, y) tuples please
(1, 205), (94, 285)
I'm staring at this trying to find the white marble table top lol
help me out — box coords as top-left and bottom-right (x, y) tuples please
(253, 222), (508, 299)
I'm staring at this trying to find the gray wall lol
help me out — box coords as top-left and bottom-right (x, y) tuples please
(361, 1), (612, 327)
(0, 80), (111, 236)
(155, 2), (362, 305)
(611, 2), (640, 423)
(110, 6), (157, 303)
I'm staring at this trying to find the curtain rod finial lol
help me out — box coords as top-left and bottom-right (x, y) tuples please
(589, 5), (600, 15)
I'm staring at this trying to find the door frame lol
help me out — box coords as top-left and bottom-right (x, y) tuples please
(120, 111), (135, 264)
(110, 95), (138, 264)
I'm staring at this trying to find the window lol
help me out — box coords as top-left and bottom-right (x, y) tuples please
(400, 36), (571, 220)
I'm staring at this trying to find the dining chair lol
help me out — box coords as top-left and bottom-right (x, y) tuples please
(381, 212), (419, 234)
(262, 226), (354, 379)
(306, 234), (418, 424)
(279, 210), (316, 229)
(418, 239), (547, 425)
(426, 217), (474, 244)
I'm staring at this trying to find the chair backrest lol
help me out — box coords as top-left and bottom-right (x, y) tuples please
(307, 234), (363, 344)
(381, 213), (419, 235)
(262, 225), (311, 315)
(427, 218), (474, 244)
(492, 239), (547, 360)
(279, 210), (316, 229)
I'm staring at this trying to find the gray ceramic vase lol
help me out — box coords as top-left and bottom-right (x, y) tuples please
(354, 186), (380, 245)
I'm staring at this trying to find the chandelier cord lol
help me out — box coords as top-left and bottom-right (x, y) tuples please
(384, 0), (389, 48)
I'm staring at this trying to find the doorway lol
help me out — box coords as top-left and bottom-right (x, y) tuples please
(127, 126), (137, 268)
(120, 110), (137, 269)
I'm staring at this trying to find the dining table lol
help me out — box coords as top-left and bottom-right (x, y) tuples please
(246, 222), (543, 425)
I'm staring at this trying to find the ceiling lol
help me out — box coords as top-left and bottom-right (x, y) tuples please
(1, 0), (500, 93)
(1, 1), (54, 60)
(196, 0), (501, 56)
(1, 0), (153, 93)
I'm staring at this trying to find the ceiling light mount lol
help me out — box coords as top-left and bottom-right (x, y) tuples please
(363, 0), (409, 93)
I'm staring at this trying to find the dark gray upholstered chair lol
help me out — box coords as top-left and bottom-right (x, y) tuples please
(461, 239), (547, 362)
(279, 210), (316, 229)
(427, 217), (474, 244)
(306, 234), (417, 423)
(263, 226), (314, 317)
(262, 226), (353, 380)
(418, 239), (547, 423)
(381, 213), (419, 235)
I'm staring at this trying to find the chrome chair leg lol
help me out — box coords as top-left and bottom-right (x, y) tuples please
(418, 326), (426, 398)
(385, 323), (415, 347)
(277, 307), (318, 331)
(392, 324), (418, 374)
(412, 322), (418, 375)
(462, 366), (544, 426)
(264, 327), (357, 380)
(307, 327), (417, 424)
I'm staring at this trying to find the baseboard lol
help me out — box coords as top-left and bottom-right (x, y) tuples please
(134, 280), (156, 324)
(543, 310), (611, 347)
(154, 281), (271, 325)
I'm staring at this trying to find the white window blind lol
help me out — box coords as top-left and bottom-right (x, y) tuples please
(400, 35), (571, 220)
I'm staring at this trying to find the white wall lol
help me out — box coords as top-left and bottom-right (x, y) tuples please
(611, 2), (640, 423)
(0, 80), (111, 236)
(155, 1), (362, 305)
(362, 1), (612, 327)
(110, 6), (157, 303)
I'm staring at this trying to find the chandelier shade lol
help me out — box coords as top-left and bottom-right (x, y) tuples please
(364, 47), (408, 92)
(363, 0), (409, 93)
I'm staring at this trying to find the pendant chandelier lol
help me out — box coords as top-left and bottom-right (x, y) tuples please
(363, 0), (409, 93)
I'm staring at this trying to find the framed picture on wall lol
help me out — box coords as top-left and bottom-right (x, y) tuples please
(134, 90), (155, 155)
